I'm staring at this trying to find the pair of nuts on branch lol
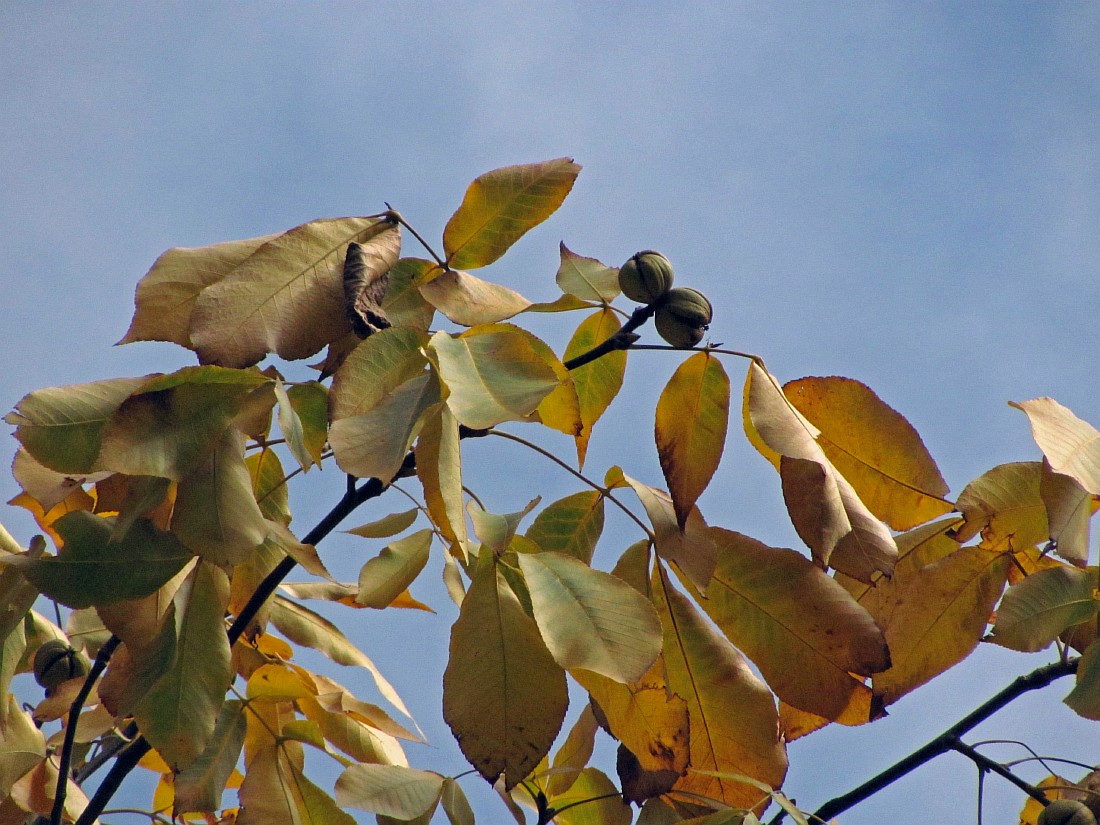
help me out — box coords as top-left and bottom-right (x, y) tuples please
(618, 251), (713, 348)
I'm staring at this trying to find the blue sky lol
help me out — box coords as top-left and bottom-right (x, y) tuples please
(1, 4), (1097, 824)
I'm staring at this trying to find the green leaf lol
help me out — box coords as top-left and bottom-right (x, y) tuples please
(240, 743), (357, 825)
(547, 705), (599, 797)
(519, 551), (661, 683)
(1, 512), (192, 608)
(990, 565), (1099, 652)
(443, 553), (568, 788)
(336, 764), (443, 820)
(429, 324), (563, 430)
(440, 777), (475, 825)
(1065, 638), (1100, 719)
(173, 698), (246, 816)
(420, 268), (532, 326)
(468, 498), (540, 554)
(269, 595), (413, 721)
(173, 429), (271, 565)
(442, 158), (581, 269)
(186, 217), (401, 368)
(328, 327), (432, 420)
(285, 381), (329, 468)
(347, 509), (419, 539)
(133, 562), (233, 771)
(656, 352), (730, 529)
(701, 528), (889, 720)
(556, 243), (620, 303)
(247, 446), (291, 526)
(96, 366), (273, 481)
(525, 490), (605, 564)
(550, 767), (632, 825)
(6, 376), (148, 474)
(564, 309), (627, 468)
(383, 258), (437, 330)
(356, 530), (433, 609)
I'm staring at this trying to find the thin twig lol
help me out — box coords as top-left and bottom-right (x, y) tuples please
(948, 735), (1049, 805)
(768, 657), (1079, 825)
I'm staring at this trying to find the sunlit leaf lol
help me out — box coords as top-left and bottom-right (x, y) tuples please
(1065, 639), (1100, 719)
(564, 309), (627, 467)
(239, 743), (357, 825)
(955, 462), (1048, 551)
(778, 685), (875, 741)
(420, 267), (532, 325)
(1, 511), (192, 608)
(989, 565), (1097, 653)
(653, 564), (787, 811)
(299, 695), (408, 767)
(429, 324), (564, 430)
(268, 596), (412, 720)
(783, 376), (952, 530)
(119, 230), (280, 347)
(12, 448), (106, 512)
(173, 429), (270, 566)
(468, 498), (540, 554)
(744, 362), (896, 581)
(443, 158), (581, 269)
(550, 767), (632, 825)
(849, 536), (1010, 707)
(1012, 397), (1100, 495)
(547, 705), (599, 797)
(519, 551), (661, 682)
(1040, 463), (1094, 566)
(285, 381), (329, 467)
(356, 530), (433, 609)
(415, 405), (469, 558)
(186, 217), (400, 368)
(336, 763), (443, 820)
(620, 472), (716, 591)
(133, 562), (233, 771)
(246, 446), (290, 527)
(656, 352), (730, 528)
(443, 553), (568, 788)
(440, 777), (475, 825)
(174, 698), (247, 816)
(347, 509), (419, 539)
(6, 376), (148, 474)
(525, 490), (605, 564)
(556, 243), (620, 303)
(700, 528), (888, 719)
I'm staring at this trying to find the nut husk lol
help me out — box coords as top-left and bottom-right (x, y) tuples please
(618, 251), (675, 304)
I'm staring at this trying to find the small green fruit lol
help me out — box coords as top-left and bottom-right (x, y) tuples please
(654, 287), (713, 348)
(33, 640), (86, 694)
(618, 251), (675, 304)
(1039, 799), (1098, 825)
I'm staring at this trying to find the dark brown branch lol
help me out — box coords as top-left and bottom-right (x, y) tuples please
(769, 657), (1078, 825)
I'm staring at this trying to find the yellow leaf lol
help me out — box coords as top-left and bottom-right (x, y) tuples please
(246, 662), (316, 702)
(419, 267), (532, 325)
(778, 684), (875, 742)
(840, 522), (1011, 707)
(620, 473), (716, 592)
(443, 158), (581, 269)
(783, 376), (952, 530)
(956, 462), (1048, 551)
(1041, 461), (1094, 566)
(656, 352), (730, 529)
(701, 529), (889, 720)
(186, 217), (400, 368)
(415, 405), (469, 559)
(744, 362), (896, 581)
(549, 768), (632, 825)
(653, 565), (787, 811)
(556, 243), (620, 303)
(564, 309), (627, 467)
(442, 553), (567, 789)
(1012, 397), (1100, 495)
(547, 705), (599, 797)
(428, 324), (563, 430)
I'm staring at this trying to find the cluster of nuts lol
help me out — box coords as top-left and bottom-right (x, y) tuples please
(618, 251), (713, 348)
(33, 639), (87, 695)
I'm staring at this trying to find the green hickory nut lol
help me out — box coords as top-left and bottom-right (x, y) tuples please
(618, 250), (675, 304)
(33, 639), (86, 694)
(654, 287), (713, 348)
(1040, 800), (1098, 825)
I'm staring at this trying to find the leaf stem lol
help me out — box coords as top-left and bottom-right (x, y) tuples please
(947, 735), (1049, 805)
(385, 208), (446, 268)
(768, 657), (1079, 825)
(50, 634), (121, 825)
(486, 429), (655, 542)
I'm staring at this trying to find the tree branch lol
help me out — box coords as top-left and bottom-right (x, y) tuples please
(769, 657), (1078, 825)
(947, 736), (1049, 805)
